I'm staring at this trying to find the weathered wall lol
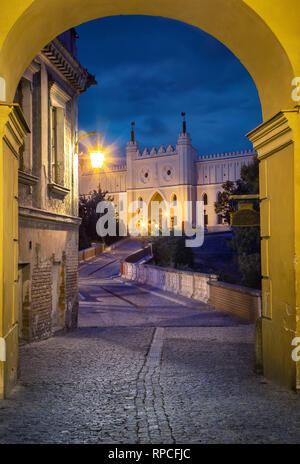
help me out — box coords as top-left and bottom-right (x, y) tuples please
(18, 218), (79, 341)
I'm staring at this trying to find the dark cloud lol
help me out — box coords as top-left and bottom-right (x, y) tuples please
(77, 15), (262, 157)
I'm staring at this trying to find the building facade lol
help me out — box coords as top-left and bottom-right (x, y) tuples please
(15, 29), (96, 341)
(80, 121), (256, 233)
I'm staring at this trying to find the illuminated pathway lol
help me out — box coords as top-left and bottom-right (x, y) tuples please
(0, 239), (300, 443)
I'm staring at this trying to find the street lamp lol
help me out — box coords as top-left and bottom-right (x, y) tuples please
(75, 131), (105, 169)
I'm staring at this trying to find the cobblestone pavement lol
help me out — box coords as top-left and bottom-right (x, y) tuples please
(0, 239), (300, 443)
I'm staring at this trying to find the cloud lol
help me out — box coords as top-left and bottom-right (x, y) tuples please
(77, 15), (262, 156)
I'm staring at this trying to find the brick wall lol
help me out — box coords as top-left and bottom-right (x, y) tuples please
(21, 228), (79, 342)
(65, 236), (78, 329)
(28, 262), (52, 341)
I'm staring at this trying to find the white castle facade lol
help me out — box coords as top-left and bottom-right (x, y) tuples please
(79, 121), (256, 232)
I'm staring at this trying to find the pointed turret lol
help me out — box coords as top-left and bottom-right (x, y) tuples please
(126, 120), (139, 189)
(176, 112), (194, 185)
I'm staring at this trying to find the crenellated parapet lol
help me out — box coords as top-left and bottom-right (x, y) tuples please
(101, 164), (127, 173)
(138, 143), (176, 159)
(198, 149), (256, 162)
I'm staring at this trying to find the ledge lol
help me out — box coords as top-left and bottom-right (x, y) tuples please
(18, 170), (39, 186)
(48, 182), (70, 198)
(208, 279), (261, 297)
(19, 205), (81, 227)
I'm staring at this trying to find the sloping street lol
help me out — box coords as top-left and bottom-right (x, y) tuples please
(0, 239), (300, 443)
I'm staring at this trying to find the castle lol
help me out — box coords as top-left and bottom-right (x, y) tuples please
(79, 118), (256, 232)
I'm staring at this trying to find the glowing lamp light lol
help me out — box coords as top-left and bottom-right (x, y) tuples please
(141, 221), (146, 228)
(164, 211), (169, 217)
(75, 131), (106, 171)
(90, 150), (105, 169)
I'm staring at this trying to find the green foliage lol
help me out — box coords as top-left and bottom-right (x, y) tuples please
(214, 156), (261, 289)
(240, 155), (259, 194)
(214, 155), (259, 223)
(229, 226), (260, 255)
(152, 236), (194, 270)
(214, 181), (236, 224)
(225, 227), (261, 289)
(238, 253), (261, 289)
(79, 186), (120, 249)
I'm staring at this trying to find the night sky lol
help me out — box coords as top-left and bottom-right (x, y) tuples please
(76, 15), (262, 162)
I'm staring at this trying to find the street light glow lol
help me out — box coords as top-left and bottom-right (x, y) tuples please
(90, 150), (105, 169)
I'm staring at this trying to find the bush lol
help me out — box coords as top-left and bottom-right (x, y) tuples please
(229, 226), (260, 255)
(152, 236), (194, 269)
(238, 253), (261, 289)
(219, 227), (261, 289)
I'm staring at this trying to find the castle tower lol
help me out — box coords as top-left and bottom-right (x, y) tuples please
(176, 113), (194, 186)
(176, 113), (197, 225)
(126, 121), (139, 191)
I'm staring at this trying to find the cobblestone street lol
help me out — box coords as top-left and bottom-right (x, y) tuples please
(0, 240), (300, 444)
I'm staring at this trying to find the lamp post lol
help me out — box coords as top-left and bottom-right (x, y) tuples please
(75, 131), (105, 169)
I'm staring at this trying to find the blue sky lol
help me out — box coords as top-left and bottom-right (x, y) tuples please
(76, 15), (262, 161)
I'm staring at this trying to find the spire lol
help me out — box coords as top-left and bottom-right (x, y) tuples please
(181, 112), (186, 134)
(131, 121), (135, 142)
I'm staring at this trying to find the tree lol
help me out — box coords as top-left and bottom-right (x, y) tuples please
(214, 155), (261, 289)
(79, 186), (119, 250)
(214, 181), (236, 224)
(214, 155), (259, 224)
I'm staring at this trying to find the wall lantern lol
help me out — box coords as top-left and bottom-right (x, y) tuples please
(75, 131), (105, 169)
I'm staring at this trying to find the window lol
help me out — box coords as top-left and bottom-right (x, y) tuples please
(138, 197), (143, 208)
(171, 193), (177, 205)
(204, 210), (208, 226)
(50, 105), (65, 186)
(217, 214), (223, 225)
(202, 193), (208, 205)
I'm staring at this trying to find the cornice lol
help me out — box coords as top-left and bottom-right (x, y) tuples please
(23, 61), (40, 81)
(19, 205), (81, 227)
(49, 81), (71, 104)
(41, 40), (97, 95)
(1, 104), (30, 158)
(48, 182), (70, 199)
(246, 111), (296, 160)
(18, 170), (39, 186)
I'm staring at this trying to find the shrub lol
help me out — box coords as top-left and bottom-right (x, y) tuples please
(152, 236), (194, 269)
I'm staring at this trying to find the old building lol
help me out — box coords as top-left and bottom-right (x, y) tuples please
(15, 29), (96, 341)
(79, 119), (256, 232)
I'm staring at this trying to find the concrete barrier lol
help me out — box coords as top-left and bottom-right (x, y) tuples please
(78, 245), (104, 262)
(208, 280), (261, 322)
(79, 239), (125, 262)
(120, 245), (262, 321)
(121, 261), (217, 304)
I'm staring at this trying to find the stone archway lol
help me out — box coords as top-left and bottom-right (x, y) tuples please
(1, 0), (300, 395)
